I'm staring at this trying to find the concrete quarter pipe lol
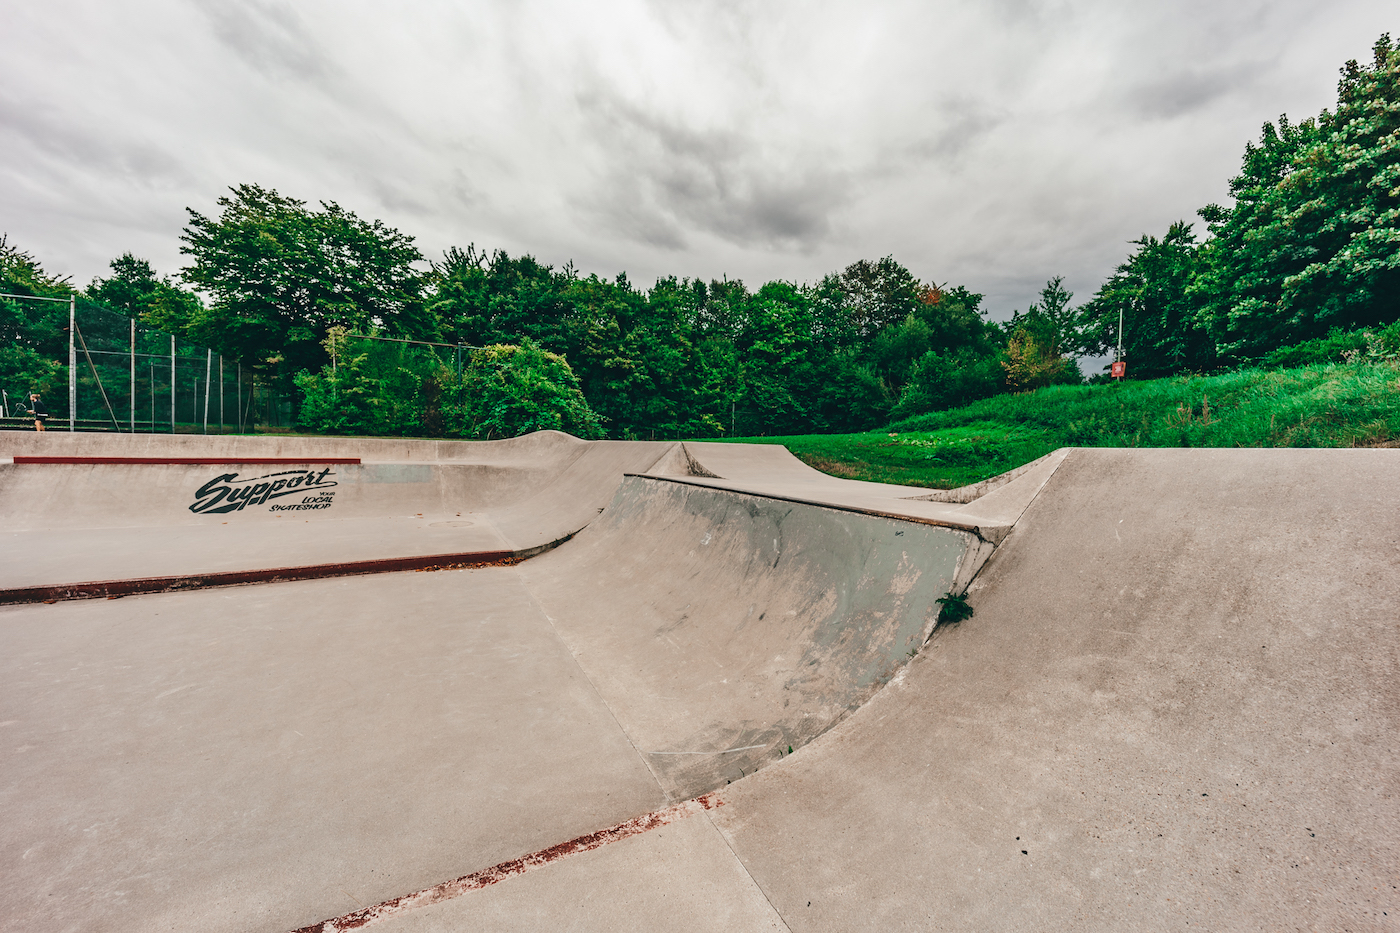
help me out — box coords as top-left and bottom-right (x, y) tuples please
(0, 433), (1394, 931)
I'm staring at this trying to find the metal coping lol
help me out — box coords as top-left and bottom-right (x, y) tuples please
(0, 549), (516, 606)
(623, 471), (995, 542)
(10, 456), (362, 465)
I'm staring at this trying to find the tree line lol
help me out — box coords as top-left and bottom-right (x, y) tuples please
(1075, 34), (1399, 377)
(3, 33), (1395, 438)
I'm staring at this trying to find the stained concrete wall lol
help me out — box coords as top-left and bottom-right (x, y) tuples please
(525, 476), (973, 800)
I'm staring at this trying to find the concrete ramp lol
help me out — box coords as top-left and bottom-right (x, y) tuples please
(0, 430), (1022, 932)
(3, 438), (1392, 932)
(523, 475), (974, 799)
(0, 432), (671, 596)
(707, 447), (1400, 931)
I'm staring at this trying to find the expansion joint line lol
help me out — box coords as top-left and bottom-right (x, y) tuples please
(289, 795), (723, 932)
(516, 569), (678, 804)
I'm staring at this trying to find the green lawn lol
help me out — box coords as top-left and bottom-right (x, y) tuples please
(706, 361), (1400, 489)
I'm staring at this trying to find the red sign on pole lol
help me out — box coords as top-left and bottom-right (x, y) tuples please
(1111, 361), (1127, 378)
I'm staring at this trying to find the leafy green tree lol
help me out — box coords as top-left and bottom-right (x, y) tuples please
(1076, 223), (1213, 377)
(87, 253), (203, 336)
(1002, 328), (1077, 391)
(912, 285), (1000, 357)
(867, 283), (1005, 404)
(832, 256), (924, 337)
(294, 328), (431, 436)
(0, 234), (72, 402)
(180, 184), (431, 379)
(1192, 34), (1400, 360)
(444, 339), (603, 439)
(891, 350), (1005, 419)
(1000, 277), (1082, 391)
(733, 281), (824, 434)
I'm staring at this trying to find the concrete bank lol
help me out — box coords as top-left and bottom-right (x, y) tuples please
(1, 431), (1041, 931)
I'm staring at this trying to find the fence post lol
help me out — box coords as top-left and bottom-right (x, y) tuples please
(68, 295), (76, 431)
(218, 356), (224, 434)
(129, 317), (136, 433)
(170, 335), (176, 434)
(203, 349), (211, 434)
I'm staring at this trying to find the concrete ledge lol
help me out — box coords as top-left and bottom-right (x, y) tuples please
(0, 547), (531, 605)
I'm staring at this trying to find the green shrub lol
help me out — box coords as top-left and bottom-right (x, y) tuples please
(442, 339), (604, 439)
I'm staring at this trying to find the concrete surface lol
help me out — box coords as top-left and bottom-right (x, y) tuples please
(711, 448), (1400, 931)
(366, 813), (785, 933)
(0, 570), (666, 932)
(524, 476), (973, 799)
(0, 433), (671, 588)
(2, 434), (1395, 932)
(666, 442), (1068, 544)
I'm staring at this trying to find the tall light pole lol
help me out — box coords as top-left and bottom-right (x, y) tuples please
(69, 295), (76, 431)
(129, 317), (136, 433)
(1112, 304), (1126, 381)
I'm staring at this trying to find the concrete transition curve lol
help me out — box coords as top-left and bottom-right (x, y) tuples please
(0, 431), (1394, 932)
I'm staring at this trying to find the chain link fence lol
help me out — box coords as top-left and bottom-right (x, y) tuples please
(1, 294), (290, 433)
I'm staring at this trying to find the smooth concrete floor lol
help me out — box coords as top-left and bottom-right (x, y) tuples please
(708, 448), (1400, 932)
(1, 516), (511, 588)
(0, 569), (665, 932)
(3, 446), (1395, 932)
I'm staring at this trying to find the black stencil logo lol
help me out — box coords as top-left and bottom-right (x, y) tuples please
(189, 468), (339, 514)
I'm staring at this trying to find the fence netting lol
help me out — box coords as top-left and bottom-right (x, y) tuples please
(1, 296), (291, 433)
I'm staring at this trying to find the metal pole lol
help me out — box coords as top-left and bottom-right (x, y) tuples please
(129, 318), (136, 432)
(1117, 305), (1124, 363)
(170, 335), (176, 433)
(218, 356), (224, 434)
(68, 295), (76, 431)
(150, 361), (155, 430)
(237, 363), (242, 432)
(203, 349), (211, 433)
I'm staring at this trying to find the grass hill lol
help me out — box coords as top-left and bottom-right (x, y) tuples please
(713, 361), (1400, 489)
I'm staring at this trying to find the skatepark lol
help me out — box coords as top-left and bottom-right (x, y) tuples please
(1, 431), (1395, 931)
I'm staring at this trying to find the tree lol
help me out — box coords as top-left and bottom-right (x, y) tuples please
(1192, 34), (1400, 360)
(1001, 277), (1081, 391)
(1076, 223), (1213, 377)
(833, 256), (925, 338)
(0, 234), (72, 402)
(1002, 328), (1077, 391)
(444, 339), (603, 439)
(180, 184), (431, 379)
(87, 253), (203, 335)
(891, 350), (1005, 419)
(294, 327), (431, 436)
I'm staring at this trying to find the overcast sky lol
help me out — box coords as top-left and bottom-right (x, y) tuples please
(1, 0), (1392, 318)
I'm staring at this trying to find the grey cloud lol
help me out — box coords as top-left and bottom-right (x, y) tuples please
(574, 88), (851, 251)
(901, 95), (1010, 165)
(192, 0), (332, 83)
(0, 93), (192, 189)
(1117, 59), (1277, 121)
(2, 0), (1393, 318)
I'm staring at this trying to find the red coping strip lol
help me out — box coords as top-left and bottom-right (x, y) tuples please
(0, 551), (518, 606)
(12, 456), (361, 465)
(290, 794), (724, 933)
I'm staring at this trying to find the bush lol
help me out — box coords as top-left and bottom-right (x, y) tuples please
(294, 328), (430, 435)
(1263, 322), (1400, 368)
(443, 339), (603, 439)
(891, 351), (1005, 420)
